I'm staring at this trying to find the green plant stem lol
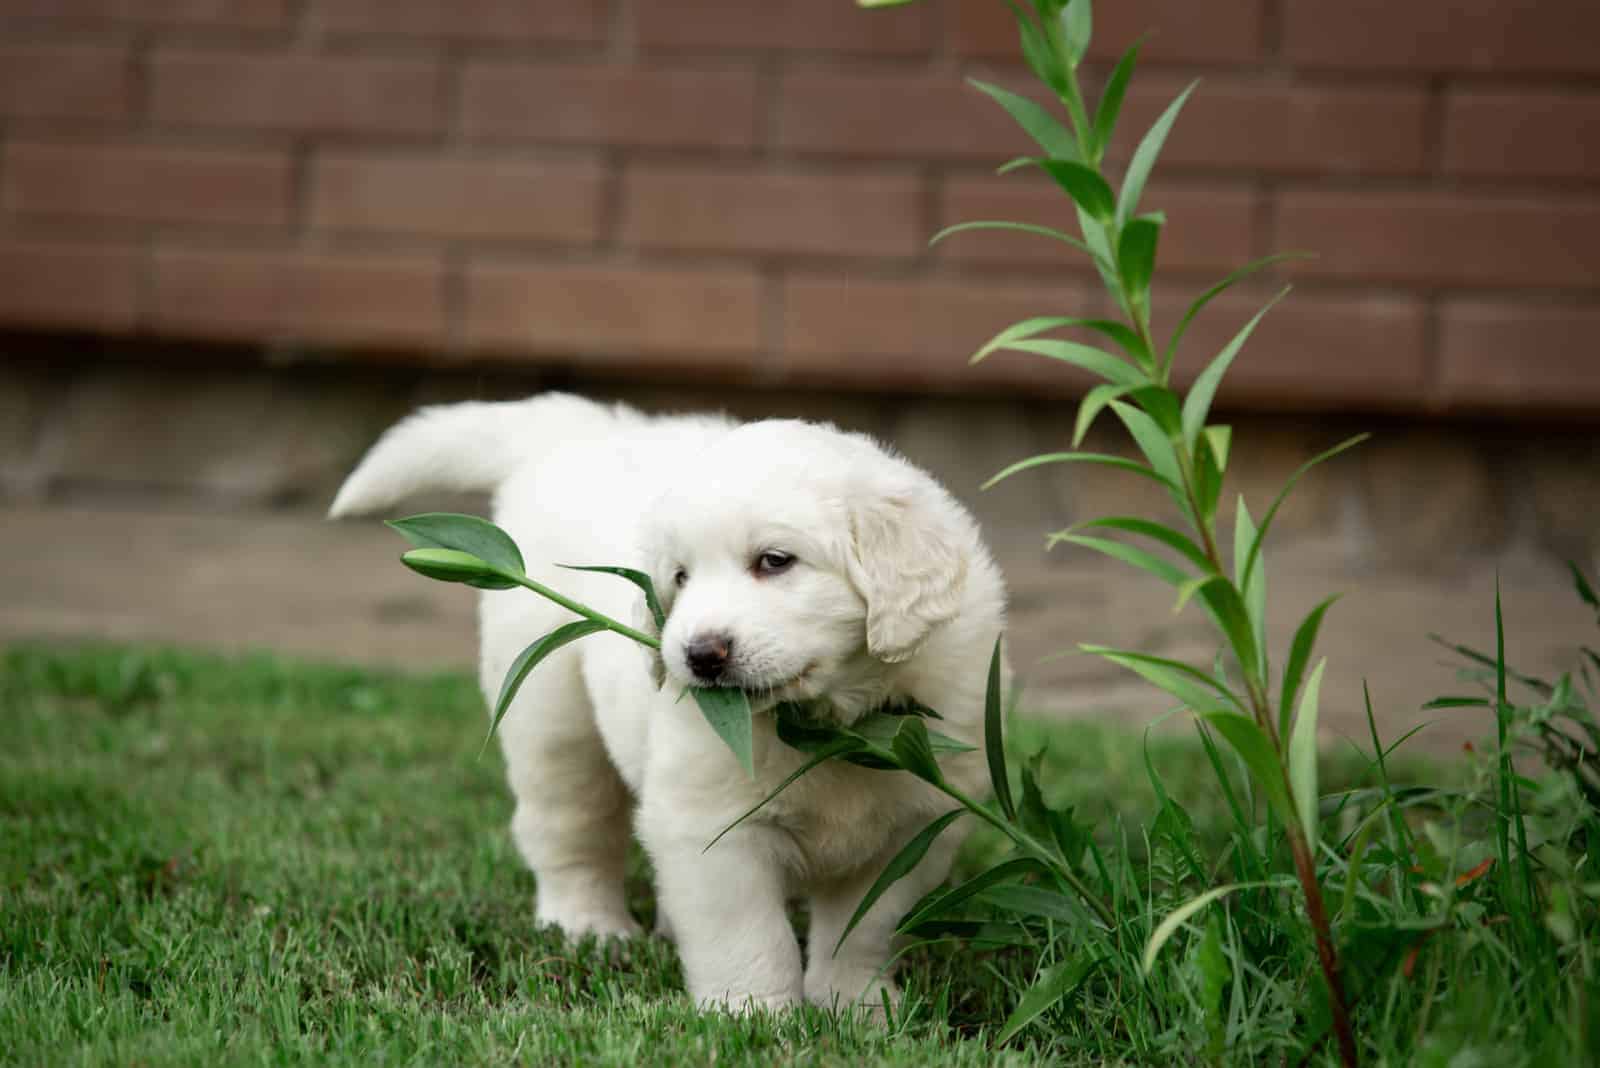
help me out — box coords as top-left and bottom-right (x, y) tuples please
(1041, 14), (1094, 161)
(1180, 470), (1354, 1063)
(941, 781), (1116, 929)
(506, 573), (662, 649)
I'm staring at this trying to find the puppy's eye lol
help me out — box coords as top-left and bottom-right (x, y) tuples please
(754, 550), (795, 576)
(673, 568), (688, 588)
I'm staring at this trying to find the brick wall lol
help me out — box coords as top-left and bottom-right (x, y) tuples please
(1, 0), (1596, 414)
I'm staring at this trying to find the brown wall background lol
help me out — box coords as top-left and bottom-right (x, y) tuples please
(1, 0), (1597, 414)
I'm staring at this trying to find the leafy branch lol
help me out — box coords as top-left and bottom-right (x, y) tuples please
(858, 0), (1370, 1060)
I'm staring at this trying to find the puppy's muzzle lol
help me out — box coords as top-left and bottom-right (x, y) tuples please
(685, 634), (733, 682)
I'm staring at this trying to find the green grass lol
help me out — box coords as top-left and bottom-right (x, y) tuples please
(0, 642), (1037, 1067)
(2, 640), (1594, 1065)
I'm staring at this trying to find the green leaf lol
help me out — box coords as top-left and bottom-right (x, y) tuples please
(1061, 0), (1092, 66)
(1421, 696), (1491, 711)
(1092, 40), (1140, 153)
(929, 220), (1102, 267)
(997, 955), (1100, 1044)
(985, 451), (1177, 492)
(1180, 287), (1289, 451)
(388, 513), (526, 577)
(1192, 427), (1226, 523)
(1289, 658), (1326, 848)
(980, 884), (1086, 925)
(1240, 433), (1370, 598)
(968, 78), (1076, 159)
(1129, 383), (1181, 434)
(1199, 712), (1294, 827)
(1233, 496), (1267, 678)
(1049, 533), (1188, 587)
(1011, 2), (1068, 98)
(1280, 595), (1339, 739)
(984, 338), (1142, 387)
(896, 857), (1044, 934)
(487, 620), (608, 747)
(704, 737), (864, 852)
(1116, 215), (1161, 308)
(972, 314), (1145, 364)
(1193, 578), (1261, 682)
(1118, 79), (1197, 227)
(1037, 159), (1117, 221)
(1072, 383), (1135, 445)
(888, 716), (943, 784)
(1109, 399), (1182, 489)
(558, 564), (664, 630)
(1204, 425), (1232, 473)
(400, 547), (517, 590)
(1569, 561), (1600, 617)
(1162, 252), (1312, 372)
(1083, 645), (1242, 714)
(983, 636), (1014, 821)
(1076, 206), (1123, 296)
(1196, 914), (1230, 1060)
(843, 711), (975, 767)
(835, 810), (965, 955)
(691, 687), (755, 776)
(1061, 516), (1210, 571)
(1141, 882), (1260, 974)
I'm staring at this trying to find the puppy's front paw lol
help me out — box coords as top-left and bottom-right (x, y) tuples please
(698, 989), (803, 1016)
(806, 966), (901, 1022)
(537, 902), (643, 943)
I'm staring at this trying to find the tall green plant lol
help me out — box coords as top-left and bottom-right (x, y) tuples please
(857, 0), (1366, 1061)
(383, 0), (1374, 1058)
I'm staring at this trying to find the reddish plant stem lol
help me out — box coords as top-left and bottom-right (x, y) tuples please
(1180, 463), (1358, 1066)
(1286, 817), (1359, 1067)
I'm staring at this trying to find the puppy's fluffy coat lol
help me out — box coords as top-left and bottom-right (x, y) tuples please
(331, 394), (1006, 1013)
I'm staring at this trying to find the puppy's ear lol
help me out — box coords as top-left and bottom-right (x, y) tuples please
(632, 590), (667, 689)
(846, 487), (970, 663)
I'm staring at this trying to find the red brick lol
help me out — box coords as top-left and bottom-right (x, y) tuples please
(1112, 79), (1428, 176)
(778, 70), (1031, 161)
(462, 62), (757, 150)
(464, 262), (762, 365)
(0, 239), (139, 331)
(639, 0), (934, 55)
(0, 0), (287, 29)
(1283, 0), (1600, 75)
(0, 44), (131, 122)
(312, 0), (606, 44)
(938, 176), (1255, 274)
(1162, 290), (1428, 408)
(4, 141), (291, 228)
(311, 155), (605, 243)
(1277, 191), (1600, 289)
(623, 166), (922, 259)
(150, 51), (441, 137)
(150, 248), (444, 347)
(1442, 90), (1600, 181)
(1437, 301), (1600, 410)
(953, 0), (1266, 65)
(780, 274), (1100, 392)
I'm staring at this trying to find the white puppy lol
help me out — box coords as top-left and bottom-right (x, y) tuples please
(331, 393), (1006, 1013)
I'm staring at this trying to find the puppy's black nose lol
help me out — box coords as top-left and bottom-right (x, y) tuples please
(686, 634), (733, 681)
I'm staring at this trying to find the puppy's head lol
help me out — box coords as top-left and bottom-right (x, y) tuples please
(635, 421), (971, 715)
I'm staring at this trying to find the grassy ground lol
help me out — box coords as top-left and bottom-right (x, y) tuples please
(1, 640), (1592, 1066)
(0, 642), (1042, 1067)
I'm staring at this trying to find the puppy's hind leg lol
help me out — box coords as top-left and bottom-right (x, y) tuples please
(492, 647), (640, 941)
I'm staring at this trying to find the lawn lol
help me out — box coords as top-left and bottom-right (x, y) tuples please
(1, 639), (1593, 1066)
(0, 642), (1036, 1067)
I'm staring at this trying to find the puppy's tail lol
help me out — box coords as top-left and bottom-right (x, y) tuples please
(328, 392), (618, 518)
